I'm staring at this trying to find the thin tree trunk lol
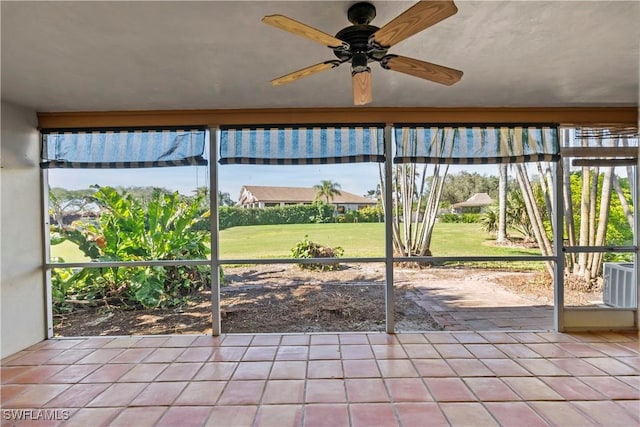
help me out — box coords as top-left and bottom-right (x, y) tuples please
(536, 162), (553, 216)
(589, 167), (613, 278)
(393, 165), (403, 254)
(577, 167), (591, 276)
(544, 164), (555, 213)
(562, 156), (576, 270)
(388, 130), (450, 260)
(416, 164), (432, 248)
(585, 167), (599, 280)
(612, 174), (634, 229)
(379, 163), (402, 254)
(497, 164), (508, 242)
(417, 164), (449, 253)
(513, 164), (554, 276)
(402, 164), (413, 255)
(413, 165), (429, 254)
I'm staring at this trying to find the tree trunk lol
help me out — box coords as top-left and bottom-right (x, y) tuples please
(536, 162), (553, 216)
(384, 130), (450, 262)
(379, 164), (402, 254)
(497, 164), (508, 242)
(612, 175), (634, 229)
(589, 167), (613, 278)
(417, 164), (449, 253)
(513, 164), (554, 277)
(577, 167), (591, 276)
(585, 167), (599, 281)
(562, 155), (576, 270)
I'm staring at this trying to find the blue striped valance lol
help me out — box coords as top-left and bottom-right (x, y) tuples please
(41, 127), (208, 169)
(219, 125), (385, 165)
(570, 127), (639, 147)
(394, 125), (560, 164)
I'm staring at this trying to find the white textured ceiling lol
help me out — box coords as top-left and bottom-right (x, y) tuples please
(1, 1), (638, 112)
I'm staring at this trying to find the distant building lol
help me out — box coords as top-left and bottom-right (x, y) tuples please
(237, 185), (377, 213)
(451, 192), (494, 214)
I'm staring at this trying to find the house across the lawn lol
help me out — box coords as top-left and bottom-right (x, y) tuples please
(451, 192), (494, 213)
(238, 185), (377, 213)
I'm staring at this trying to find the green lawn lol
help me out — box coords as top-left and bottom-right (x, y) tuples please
(51, 222), (543, 269)
(50, 240), (91, 263)
(220, 223), (383, 259)
(219, 222), (541, 260)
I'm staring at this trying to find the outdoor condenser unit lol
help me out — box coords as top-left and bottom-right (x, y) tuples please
(602, 262), (637, 308)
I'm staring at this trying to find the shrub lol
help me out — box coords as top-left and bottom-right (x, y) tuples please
(438, 212), (480, 224)
(461, 213), (481, 223)
(438, 213), (461, 223)
(356, 205), (383, 222)
(480, 207), (498, 234)
(52, 186), (210, 308)
(290, 235), (344, 271)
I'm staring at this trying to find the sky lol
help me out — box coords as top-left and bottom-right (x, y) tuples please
(48, 162), (383, 200)
(48, 160), (509, 203)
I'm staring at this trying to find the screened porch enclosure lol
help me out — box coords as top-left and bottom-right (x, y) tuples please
(42, 123), (638, 336)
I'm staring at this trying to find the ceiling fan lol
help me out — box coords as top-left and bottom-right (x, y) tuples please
(262, 1), (463, 105)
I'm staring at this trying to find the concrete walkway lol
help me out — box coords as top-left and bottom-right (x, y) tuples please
(397, 268), (554, 331)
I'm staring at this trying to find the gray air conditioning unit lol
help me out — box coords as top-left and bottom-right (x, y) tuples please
(602, 263), (637, 308)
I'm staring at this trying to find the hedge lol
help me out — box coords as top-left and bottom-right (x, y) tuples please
(438, 213), (481, 223)
(194, 203), (384, 230)
(218, 203), (335, 229)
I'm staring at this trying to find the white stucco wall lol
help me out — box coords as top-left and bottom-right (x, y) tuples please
(1, 101), (46, 358)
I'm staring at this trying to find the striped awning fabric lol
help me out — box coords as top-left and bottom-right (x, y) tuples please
(219, 125), (385, 165)
(394, 125), (560, 164)
(571, 127), (639, 146)
(41, 127), (208, 169)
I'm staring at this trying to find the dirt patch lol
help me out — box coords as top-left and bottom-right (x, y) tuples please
(53, 264), (602, 336)
(494, 271), (602, 306)
(54, 264), (439, 336)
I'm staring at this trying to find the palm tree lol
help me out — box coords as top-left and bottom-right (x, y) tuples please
(314, 180), (342, 203)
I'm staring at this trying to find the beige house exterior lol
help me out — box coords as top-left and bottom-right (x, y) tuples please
(238, 185), (377, 213)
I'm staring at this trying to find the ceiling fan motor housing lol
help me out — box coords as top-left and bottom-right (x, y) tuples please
(333, 2), (388, 71)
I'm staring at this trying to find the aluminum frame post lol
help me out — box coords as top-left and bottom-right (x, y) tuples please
(553, 159), (565, 331)
(635, 150), (639, 327)
(384, 125), (395, 333)
(209, 127), (221, 336)
(41, 167), (54, 338)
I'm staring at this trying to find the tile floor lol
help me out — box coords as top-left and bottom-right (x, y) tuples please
(1, 331), (638, 426)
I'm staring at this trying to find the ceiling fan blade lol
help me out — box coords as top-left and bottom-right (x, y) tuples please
(271, 61), (340, 86)
(371, 1), (458, 48)
(352, 71), (373, 105)
(381, 55), (462, 86)
(262, 15), (348, 49)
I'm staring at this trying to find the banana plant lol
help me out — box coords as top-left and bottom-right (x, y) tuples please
(52, 186), (210, 308)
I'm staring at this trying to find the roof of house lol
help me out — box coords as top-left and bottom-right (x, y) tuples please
(239, 185), (376, 205)
(452, 192), (494, 208)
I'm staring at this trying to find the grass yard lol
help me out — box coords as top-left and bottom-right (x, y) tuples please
(50, 240), (91, 263)
(220, 223), (384, 258)
(220, 222), (542, 261)
(51, 222), (543, 269)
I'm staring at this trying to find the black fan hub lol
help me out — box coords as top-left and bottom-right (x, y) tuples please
(333, 3), (388, 65)
(335, 24), (378, 52)
(333, 25), (388, 63)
